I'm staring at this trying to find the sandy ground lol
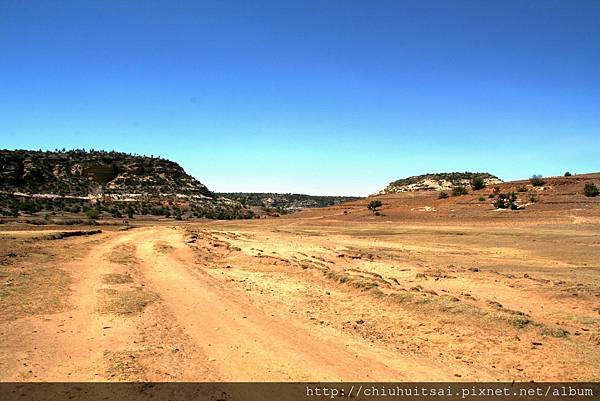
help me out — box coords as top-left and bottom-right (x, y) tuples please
(1, 177), (599, 381)
(0, 226), (459, 381)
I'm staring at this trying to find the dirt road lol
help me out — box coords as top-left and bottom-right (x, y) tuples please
(2, 214), (599, 381)
(0, 226), (455, 381)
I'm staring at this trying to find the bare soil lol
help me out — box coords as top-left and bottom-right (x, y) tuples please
(1, 174), (599, 381)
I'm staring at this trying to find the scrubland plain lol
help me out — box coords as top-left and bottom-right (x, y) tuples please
(1, 174), (599, 381)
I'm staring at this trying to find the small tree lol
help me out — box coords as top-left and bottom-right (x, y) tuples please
(583, 182), (599, 197)
(530, 175), (545, 187)
(85, 208), (99, 220)
(452, 186), (469, 196)
(471, 176), (486, 190)
(367, 200), (382, 214)
(564, 171), (572, 177)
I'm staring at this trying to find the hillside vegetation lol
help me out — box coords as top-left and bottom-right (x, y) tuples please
(0, 150), (359, 221)
(0, 149), (252, 220)
(0, 149), (211, 196)
(218, 192), (359, 214)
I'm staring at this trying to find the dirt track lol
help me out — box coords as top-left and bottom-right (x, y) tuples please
(1, 184), (600, 382)
(0, 226), (456, 381)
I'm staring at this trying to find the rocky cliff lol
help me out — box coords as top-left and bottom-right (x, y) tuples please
(377, 172), (503, 194)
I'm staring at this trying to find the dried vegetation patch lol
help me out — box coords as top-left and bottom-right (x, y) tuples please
(96, 287), (158, 315)
(107, 244), (138, 265)
(0, 237), (75, 320)
(102, 273), (134, 285)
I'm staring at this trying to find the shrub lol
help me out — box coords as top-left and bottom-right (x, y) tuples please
(528, 192), (539, 203)
(564, 171), (572, 177)
(85, 208), (99, 220)
(368, 200), (382, 214)
(493, 186), (501, 195)
(471, 176), (486, 190)
(517, 186), (527, 192)
(478, 196), (486, 202)
(438, 191), (449, 199)
(530, 175), (545, 187)
(494, 192), (518, 210)
(452, 186), (468, 196)
(583, 182), (599, 197)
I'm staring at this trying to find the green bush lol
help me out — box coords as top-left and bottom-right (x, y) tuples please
(438, 191), (449, 199)
(471, 176), (486, 190)
(368, 200), (382, 214)
(564, 171), (572, 177)
(583, 182), (599, 197)
(452, 186), (468, 196)
(85, 208), (99, 220)
(494, 192), (518, 210)
(530, 175), (545, 187)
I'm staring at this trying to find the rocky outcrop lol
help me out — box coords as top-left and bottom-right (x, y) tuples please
(377, 172), (502, 194)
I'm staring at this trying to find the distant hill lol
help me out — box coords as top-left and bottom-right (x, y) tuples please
(0, 149), (252, 220)
(218, 192), (360, 212)
(377, 172), (503, 194)
(0, 149), (212, 197)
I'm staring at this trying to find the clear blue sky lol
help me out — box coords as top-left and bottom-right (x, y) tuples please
(1, 1), (598, 195)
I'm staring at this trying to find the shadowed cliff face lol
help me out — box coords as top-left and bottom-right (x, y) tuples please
(0, 149), (212, 197)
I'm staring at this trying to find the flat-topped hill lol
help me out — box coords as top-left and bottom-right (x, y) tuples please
(377, 172), (503, 194)
(0, 149), (212, 197)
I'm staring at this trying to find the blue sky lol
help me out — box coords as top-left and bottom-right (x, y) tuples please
(1, 1), (598, 195)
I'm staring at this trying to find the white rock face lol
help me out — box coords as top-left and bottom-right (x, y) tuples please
(376, 173), (503, 195)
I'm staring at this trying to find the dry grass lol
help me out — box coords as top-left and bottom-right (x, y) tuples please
(104, 350), (145, 381)
(102, 273), (134, 284)
(96, 287), (158, 315)
(153, 241), (175, 253)
(107, 244), (138, 265)
(0, 264), (71, 321)
(0, 238), (73, 321)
